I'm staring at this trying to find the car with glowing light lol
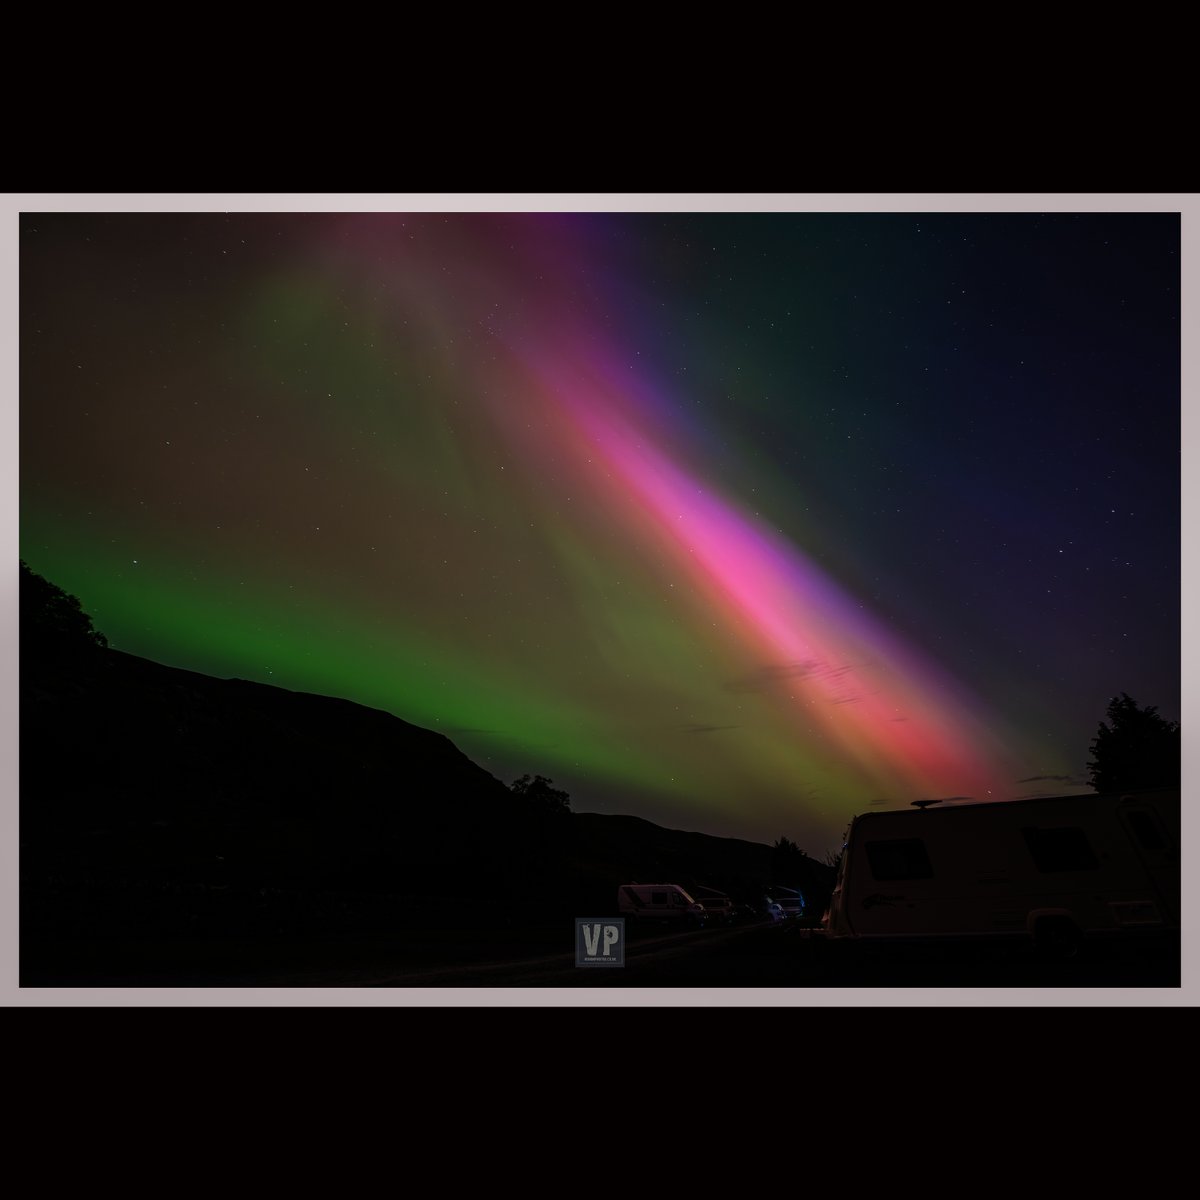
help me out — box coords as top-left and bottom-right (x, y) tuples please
(764, 890), (806, 922)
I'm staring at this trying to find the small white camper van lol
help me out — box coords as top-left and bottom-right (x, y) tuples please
(618, 884), (707, 926)
(823, 789), (1178, 955)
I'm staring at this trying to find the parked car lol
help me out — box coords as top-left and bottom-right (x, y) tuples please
(764, 892), (806, 922)
(696, 894), (734, 924)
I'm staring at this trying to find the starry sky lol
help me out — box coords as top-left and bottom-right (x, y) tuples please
(18, 206), (1181, 855)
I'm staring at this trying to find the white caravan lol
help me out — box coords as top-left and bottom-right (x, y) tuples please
(822, 789), (1178, 954)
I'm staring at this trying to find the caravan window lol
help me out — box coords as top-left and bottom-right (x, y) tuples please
(865, 839), (934, 880)
(1021, 827), (1099, 872)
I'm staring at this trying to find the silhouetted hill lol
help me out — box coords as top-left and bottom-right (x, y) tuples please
(23, 647), (537, 901)
(21, 585), (832, 967)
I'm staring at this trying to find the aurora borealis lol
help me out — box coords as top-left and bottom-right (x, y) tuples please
(18, 204), (1181, 854)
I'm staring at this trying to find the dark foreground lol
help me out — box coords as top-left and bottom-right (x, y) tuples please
(22, 920), (1181, 992)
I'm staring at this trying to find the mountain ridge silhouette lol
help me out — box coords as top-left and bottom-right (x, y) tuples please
(21, 600), (834, 979)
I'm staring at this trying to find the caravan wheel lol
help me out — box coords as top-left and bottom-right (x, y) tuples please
(1034, 916), (1083, 961)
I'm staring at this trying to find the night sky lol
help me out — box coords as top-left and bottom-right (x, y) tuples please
(18, 206), (1181, 855)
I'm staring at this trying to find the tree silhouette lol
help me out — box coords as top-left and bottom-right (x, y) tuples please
(1087, 693), (1179, 793)
(510, 774), (571, 814)
(772, 836), (807, 885)
(20, 561), (108, 661)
